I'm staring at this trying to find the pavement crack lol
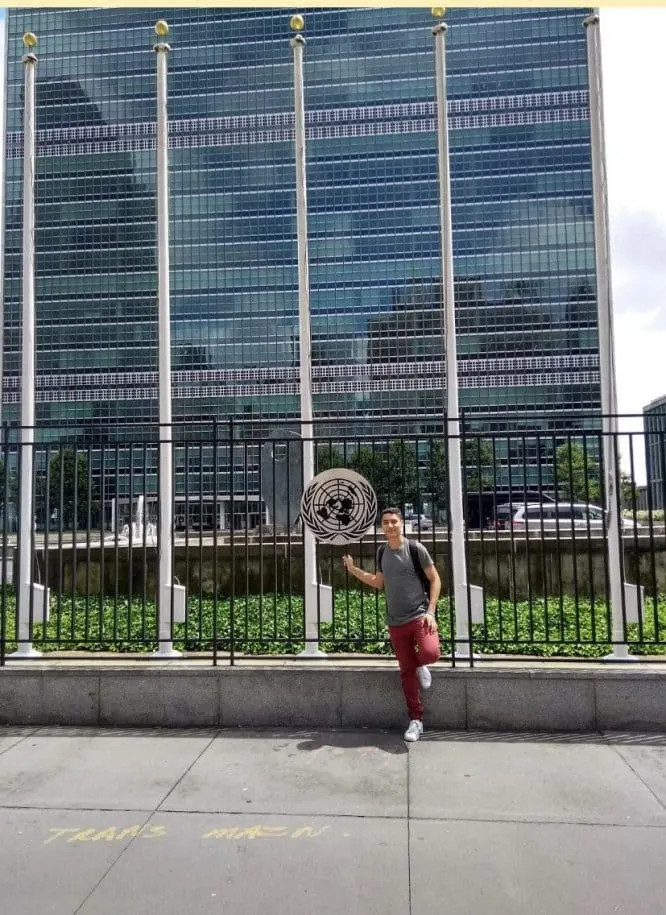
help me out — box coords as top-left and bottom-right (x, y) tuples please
(71, 810), (156, 915)
(0, 803), (160, 813)
(154, 728), (221, 810)
(407, 744), (412, 915)
(408, 813), (666, 828)
(0, 729), (40, 757)
(606, 741), (666, 812)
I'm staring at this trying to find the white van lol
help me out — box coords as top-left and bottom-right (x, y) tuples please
(493, 502), (638, 532)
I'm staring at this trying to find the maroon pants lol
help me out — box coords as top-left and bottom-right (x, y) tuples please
(388, 616), (441, 721)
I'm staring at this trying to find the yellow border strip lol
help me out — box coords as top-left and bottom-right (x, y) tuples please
(4, 2), (666, 9)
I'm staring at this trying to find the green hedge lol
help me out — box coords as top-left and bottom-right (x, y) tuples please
(2, 590), (666, 658)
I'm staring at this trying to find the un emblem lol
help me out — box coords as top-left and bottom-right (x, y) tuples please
(300, 468), (378, 544)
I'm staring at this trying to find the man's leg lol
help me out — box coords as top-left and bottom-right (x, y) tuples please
(415, 616), (441, 667)
(389, 619), (423, 721)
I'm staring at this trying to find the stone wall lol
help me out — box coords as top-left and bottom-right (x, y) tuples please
(35, 535), (666, 601)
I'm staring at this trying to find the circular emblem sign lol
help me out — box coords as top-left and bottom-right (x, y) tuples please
(300, 468), (378, 544)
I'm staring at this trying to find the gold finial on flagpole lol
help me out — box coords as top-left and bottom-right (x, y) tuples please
(290, 14), (305, 32)
(23, 32), (38, 48)
(431, 8), (445, 19)
(154, 20), (169, 38)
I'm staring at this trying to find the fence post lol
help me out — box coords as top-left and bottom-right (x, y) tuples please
(13, 36), (41, 658)
(0, 424), (9, 665)
(229, 417), (235, 666)
(584, 14), (631, 661)
(212, 418), (218, 667)
(432, 14), (473, 659)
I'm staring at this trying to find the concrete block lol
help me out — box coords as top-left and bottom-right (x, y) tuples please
(0, 673), (98, 726)
(0, 674), (44, 725)
(596, 677), (666, 731)
(422, 672), (467, 728)
(220, 669), (342, 728)
(467, 674), (595, 731)
(159, 674), (219, 727)
(340, 669), (405, 728)
(99, 674), (165, 727)
(40, 673), (99, 726)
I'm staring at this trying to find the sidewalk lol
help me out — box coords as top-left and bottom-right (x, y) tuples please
(1, 726), (665, 914)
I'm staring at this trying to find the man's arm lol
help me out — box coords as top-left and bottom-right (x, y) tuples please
(423, 564), (441, 633)
(342, 555), (384, 590)
(424, 563), (441, 615)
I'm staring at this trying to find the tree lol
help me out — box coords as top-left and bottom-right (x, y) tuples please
(555, 443), (601, 503)
(463, 437), (494, 493)
(344, 442), (419, 511)
(0, 458), (18, 511)
(316, 441), (420, 512)
(35, 449), (101, 529)
(316, 436), (493, 519)
(423, 438), (494, 513)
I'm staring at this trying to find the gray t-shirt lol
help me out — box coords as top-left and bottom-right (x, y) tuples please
(377, 539), (434, 627)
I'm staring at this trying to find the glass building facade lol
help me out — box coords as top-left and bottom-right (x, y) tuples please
(2, 7), (600, 438)
(644, 396), (666, 510)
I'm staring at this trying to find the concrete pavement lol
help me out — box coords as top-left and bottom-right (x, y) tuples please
(1, 726), (666, 914)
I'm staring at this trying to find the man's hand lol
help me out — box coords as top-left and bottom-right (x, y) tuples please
(423, 612), (438, 634)
(342, 555), (355, 573)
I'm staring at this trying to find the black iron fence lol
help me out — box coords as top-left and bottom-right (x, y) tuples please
(1, 414), (664, 665)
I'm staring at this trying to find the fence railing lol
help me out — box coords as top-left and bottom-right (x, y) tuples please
(1, 414), (664, 665)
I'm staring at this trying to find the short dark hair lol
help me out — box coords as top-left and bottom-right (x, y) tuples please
(381, 506), (403, 520)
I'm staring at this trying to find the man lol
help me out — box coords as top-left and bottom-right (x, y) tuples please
(342, 507), (441, 742)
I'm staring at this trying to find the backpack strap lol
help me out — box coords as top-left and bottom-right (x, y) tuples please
(408, 540), (431, 599)
(377, 544), (385, 571)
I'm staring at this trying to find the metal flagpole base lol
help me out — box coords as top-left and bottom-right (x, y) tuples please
(152, 643), (182, 659)
(452, 642), (479, 662)
(298, 643), (327, 658)
(603, 646), (638, 662)
(10, 644), (42, 658)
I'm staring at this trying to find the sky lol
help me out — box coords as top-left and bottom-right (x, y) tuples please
(0, 7), (664, 479)
(600, 8), (666, 481)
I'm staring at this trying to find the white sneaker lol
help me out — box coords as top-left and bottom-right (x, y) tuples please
(416, 665), (432, 690)
(404, 720), (424, 742)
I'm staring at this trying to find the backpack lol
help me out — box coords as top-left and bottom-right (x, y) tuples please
(377, 541), (431, 599)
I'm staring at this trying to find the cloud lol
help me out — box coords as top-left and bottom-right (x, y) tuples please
(611, 212), (666, 329)
(613, 213), (666, 280)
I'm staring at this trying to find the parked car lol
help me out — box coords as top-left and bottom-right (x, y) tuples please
(404, 513), (433, 532)
(491, 502), (640, 532)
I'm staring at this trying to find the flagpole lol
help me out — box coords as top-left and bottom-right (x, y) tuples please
(584, 11), (629, 661)
(153, 20), (181, 657)
(432, 9), (472, 658)
(14, 32), (40, 657)
(0, 21), (9, 438)
(290, 15), (324, 657)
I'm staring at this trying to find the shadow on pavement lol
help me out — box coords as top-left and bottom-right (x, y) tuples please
(3, 726), (666, 748)
(423, 729), (666, 746)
